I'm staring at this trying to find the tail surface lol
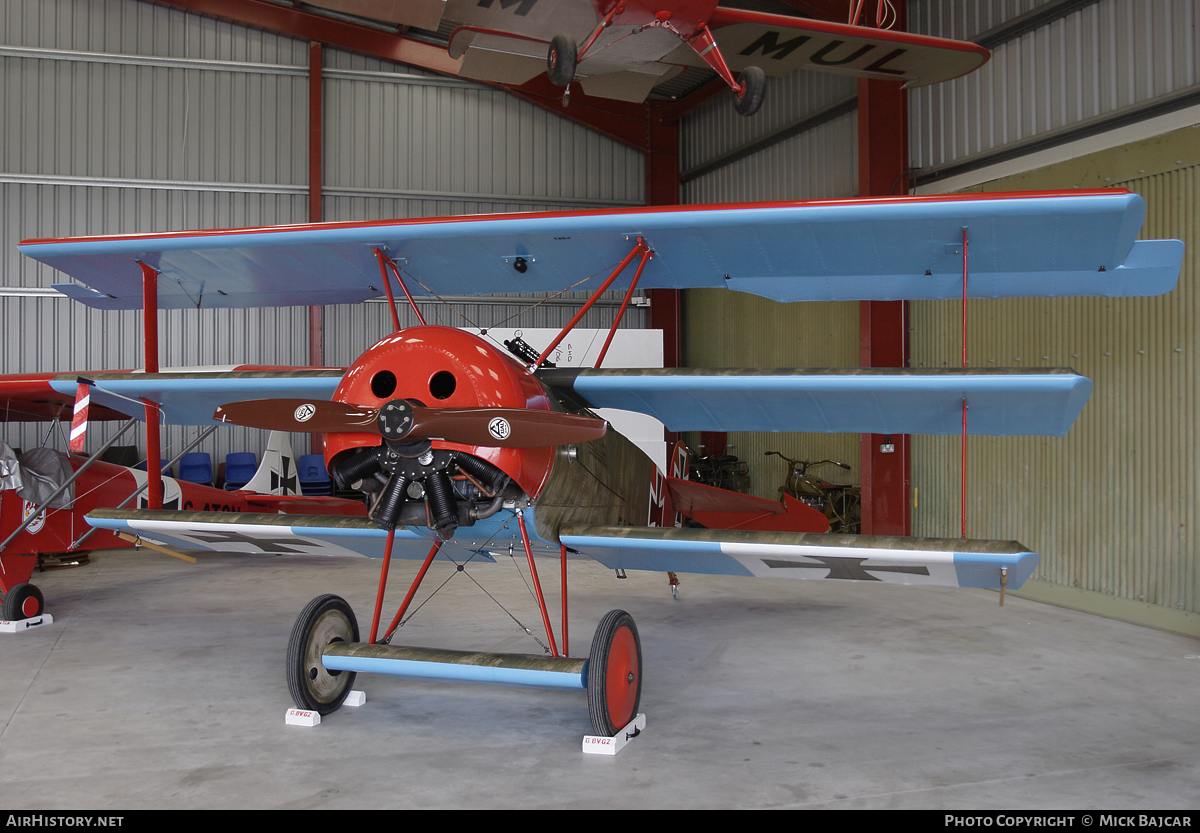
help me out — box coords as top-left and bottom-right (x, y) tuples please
(242, 432), (299, 496)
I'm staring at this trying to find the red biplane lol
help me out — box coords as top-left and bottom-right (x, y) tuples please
(0, 421), (362, 623)
(11, 191), (1183, 737)
(309, 0), (991, 115)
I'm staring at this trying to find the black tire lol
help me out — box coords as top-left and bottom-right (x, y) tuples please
(733, 66), (765, 116)
(286, 594), (359, 715)
(586, 609), (642, 737)
(2, 583), (44, 621)
(547, 34), (577, 87)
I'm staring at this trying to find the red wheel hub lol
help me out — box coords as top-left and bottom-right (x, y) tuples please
(605, 625), (639, 729)
(20, 594), (40, 618)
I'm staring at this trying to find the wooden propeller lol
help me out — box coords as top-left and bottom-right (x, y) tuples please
(213, 398), (607, 448)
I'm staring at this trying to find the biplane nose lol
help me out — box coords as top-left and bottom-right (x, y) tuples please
(325, 325), (561, 501)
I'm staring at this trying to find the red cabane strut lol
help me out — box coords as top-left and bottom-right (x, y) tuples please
(533, 236), (652, 371)
(374, 248), (427, 330)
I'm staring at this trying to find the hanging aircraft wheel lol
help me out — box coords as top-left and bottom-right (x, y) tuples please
(286, 594), (359, 715)
(586, 609), (642, 737)
(547, 34), (577, 87)
(733, 66), (766, 117)
(2, 582), (44, 621)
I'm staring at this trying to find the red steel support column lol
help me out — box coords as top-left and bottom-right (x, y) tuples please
(308, 41), (324, 455)
(857, 70), (911, 537)
(140, 262), (163, 510)
(646, 101), (683, 446)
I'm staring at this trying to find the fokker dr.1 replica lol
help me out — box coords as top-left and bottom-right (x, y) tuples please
(316, 0), (991, 115)
(14, 190), (1183, 737)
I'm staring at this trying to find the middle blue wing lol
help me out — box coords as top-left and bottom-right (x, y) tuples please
(542, 367), (1092, 436)
(48, 366), (1090, 436)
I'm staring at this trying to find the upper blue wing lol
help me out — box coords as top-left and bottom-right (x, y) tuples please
(20, 192), (1183, 310)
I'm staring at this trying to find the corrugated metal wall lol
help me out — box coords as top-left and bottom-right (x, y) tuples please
(681, 72), (857, 205)
(0, 0), (644, 465)
(679, 73), (859, 498)
(909, 0), (1200, 175)
(676, 0), (1198, 634)
(911, 126), (1200, 632)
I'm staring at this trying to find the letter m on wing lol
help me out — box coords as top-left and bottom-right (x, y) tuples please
(739, 31), (811, 60)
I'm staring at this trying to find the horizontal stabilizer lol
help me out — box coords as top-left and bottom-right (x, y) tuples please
(542, 367), (1092, 436)
(666, 477), (784, 515)
(560, 525), (1038, 590)
(21, 191), (1181, 309)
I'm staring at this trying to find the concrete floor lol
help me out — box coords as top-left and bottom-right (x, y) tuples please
(2, 546), (1198, 810)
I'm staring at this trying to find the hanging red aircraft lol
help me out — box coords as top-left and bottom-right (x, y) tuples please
(306, 0), (992, 115)
(13, 191), (1184, 737)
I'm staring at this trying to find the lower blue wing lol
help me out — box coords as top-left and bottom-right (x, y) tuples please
(85, 509), (1037, 590)
(560, 525), (1038, 590)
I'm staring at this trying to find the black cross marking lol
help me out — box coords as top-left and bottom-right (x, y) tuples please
(185, 529), (323, 554)
(762, 555), (930, 581)
(270, 455), (299, 495)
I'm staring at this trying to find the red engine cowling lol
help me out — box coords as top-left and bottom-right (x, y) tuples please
(324, 326), (555, 499)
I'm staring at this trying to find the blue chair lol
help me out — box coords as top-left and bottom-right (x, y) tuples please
(178, 452), (213, 487)
(298, 454), (331, 495)
(223, 452), (257, 490)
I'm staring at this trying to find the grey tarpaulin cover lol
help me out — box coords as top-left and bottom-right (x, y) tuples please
(15, 448), (74, 508)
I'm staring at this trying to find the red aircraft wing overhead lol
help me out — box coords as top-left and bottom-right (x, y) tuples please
(698, 8), (990, 86)
(436, 1), (988, 104)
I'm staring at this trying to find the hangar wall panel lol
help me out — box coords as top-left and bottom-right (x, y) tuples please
(910, 126), (1200, 631)
(909, 0), (1200, 173)
(681, 73), (857, 204)
(0, 0), (645, 467)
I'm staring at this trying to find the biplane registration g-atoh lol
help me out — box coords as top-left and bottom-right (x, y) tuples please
(15, 191), (1183, 737)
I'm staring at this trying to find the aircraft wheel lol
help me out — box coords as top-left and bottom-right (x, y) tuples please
(733, 66), (765, 116)
(286, 594), (359, 715)
(547, 34), (577, 87)
(2, 582), (44, 621)
(586, 609), (642, 737)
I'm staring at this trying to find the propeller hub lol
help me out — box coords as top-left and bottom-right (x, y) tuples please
(377, 399), (415, 440)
